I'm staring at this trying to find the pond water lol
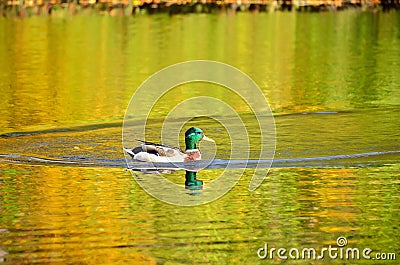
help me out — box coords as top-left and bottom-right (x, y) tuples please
(1, 11), (399, 264)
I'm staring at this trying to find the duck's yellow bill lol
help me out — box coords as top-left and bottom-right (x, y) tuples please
(202, 135), (215, 143)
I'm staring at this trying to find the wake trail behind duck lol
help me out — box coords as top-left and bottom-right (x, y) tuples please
(0, 150), (399, 169)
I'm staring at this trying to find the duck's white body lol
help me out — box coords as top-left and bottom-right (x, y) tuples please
(123, 147), (201, 163)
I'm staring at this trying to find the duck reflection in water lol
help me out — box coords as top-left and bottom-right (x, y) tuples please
(130, 168), (204, 191)
(185, 170), (203, 191)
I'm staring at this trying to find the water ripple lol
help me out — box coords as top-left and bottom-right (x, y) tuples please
(0, 150), (398, 170)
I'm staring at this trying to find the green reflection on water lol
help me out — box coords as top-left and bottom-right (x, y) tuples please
(0, 12), (399, 131)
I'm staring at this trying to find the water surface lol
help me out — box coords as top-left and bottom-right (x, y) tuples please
(0, 11), (399, 264)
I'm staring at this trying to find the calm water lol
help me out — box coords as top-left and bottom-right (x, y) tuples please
(1, 11), (400, 264)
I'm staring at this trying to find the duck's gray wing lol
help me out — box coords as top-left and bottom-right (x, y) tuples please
(125, 140), (185, 158)
(136, 140), (185, 153)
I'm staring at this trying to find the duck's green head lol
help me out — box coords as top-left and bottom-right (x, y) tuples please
(185, 127), (214, 150)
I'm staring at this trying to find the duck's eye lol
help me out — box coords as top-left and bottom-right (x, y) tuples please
(196, 132), (202, 134)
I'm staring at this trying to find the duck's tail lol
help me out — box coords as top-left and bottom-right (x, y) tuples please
(123, 147), (136, 158)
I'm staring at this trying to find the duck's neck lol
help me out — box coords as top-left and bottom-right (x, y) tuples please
(185, 139), (197, 150)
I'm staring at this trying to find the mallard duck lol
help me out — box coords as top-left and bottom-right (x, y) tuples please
(123, 127), (215, 163)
